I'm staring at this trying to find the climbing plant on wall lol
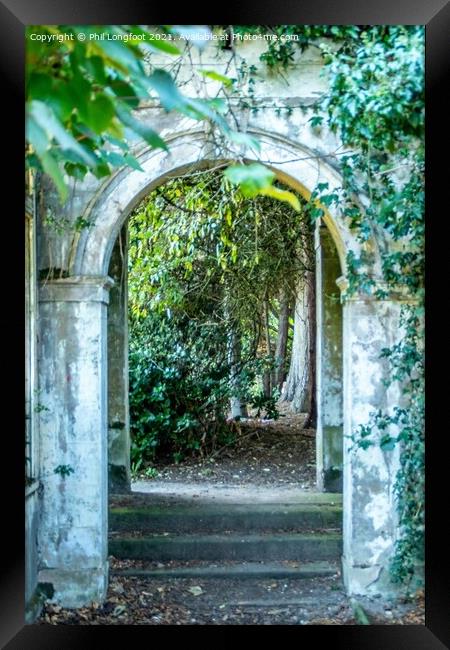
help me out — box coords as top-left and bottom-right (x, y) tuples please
(213, 24), (424, 588)
(317, 26), (424, 589)
(240, 24), (425, 588)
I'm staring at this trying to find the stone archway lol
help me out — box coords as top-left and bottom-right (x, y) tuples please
(73, 129), (380, 278)
(37, 129), (407, 605)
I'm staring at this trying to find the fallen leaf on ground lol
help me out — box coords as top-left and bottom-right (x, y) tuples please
(187, 586), (204, 596)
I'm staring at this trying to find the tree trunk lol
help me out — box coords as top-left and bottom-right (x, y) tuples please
(262, 297), (272, 398)
(273, 291), (292, 392)
(282, 277), (311, 412)
(303, 268), (317, 428)
(282, 226), (316, 420)
(224, 289), (248, 419)
(228, 321), (248, 419)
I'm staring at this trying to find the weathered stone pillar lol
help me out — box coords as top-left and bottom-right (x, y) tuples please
(107, 227), (131, 492)
(37, 276), (113, 607)
(340, 289), (407, 596)
(315, 224), (343, 492)
(25, 196), (41, 621)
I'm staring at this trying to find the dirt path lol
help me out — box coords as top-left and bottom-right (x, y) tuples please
(132, 406), (317, 491)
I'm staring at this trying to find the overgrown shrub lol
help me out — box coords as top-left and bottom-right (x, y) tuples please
(129, 314), (241, 465)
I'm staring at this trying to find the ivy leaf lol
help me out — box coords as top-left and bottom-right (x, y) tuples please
(26, 115), (49, 156)
(320, 193), (339, 207)
(310, 207), (325, 219)
(198, 69), (233, 86)
(83, 93), (116, 134)
(110, 78), (141, 108)
(40, 152), (68, 201)
(92, 160), (111, 179)
(93, 37), (144, 76)
(104, 151), (127, 166)
(83, 55), (107, 85)
(104, 150), (144, 172)
(64, 73), (92, 123)
(28, 100), (97, 167)
(123, 153), (144, 171)
(147, 69), (186, 111)
(309, 115), (323, 128)
(27, 72), (53, 102)
(116, 105), (168, 151)
(146, 70), (227, 129)
(380, 435), (396, 451)
(64, 162), (88, 181)
(259, 186), (301, 212)
(224, 163), (275, 195)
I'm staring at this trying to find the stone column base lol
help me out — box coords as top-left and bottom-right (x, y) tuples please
(108, 463), (131, 493)
(38, 562), (109, 608)
(342, 555), (400, 598)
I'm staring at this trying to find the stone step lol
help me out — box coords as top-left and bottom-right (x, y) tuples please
(111, 560), (340, 580)
(122, 486), (343, 506)
(109, 503), (342, 534)
(109, 532), (342, 562)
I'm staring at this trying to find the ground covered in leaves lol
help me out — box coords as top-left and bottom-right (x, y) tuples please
(36, 563), (424, 626)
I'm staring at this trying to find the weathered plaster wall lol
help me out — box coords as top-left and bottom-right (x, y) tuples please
(107, 227), (131, 492)
(37, 278), (111, 607)
(25, 199), (41, 620)
(341, 295), (409, 596)
(316, 224), (343, 493)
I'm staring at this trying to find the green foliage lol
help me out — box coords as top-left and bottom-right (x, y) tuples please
(251, 391), (281, 420)
(301, 25), (425, 587)
(54, 464), (75, 478)
(317, 27), (425, 297)
(129, 312), (233, 463)
(127, 171), (309, 462)
(26, 25), (274, 204)
(34, 402), (50, 413)
(26, 26), (179, 199)
(128, 171), (308, 325)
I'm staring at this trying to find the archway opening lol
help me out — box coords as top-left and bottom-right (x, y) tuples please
(103, 165), (345, 622)
(105, 164), (343, 499)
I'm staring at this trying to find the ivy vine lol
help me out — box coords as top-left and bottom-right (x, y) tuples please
(232, 24), (424, 588)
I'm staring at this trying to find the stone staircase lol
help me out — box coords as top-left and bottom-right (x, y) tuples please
(108, 492), (343, 579)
